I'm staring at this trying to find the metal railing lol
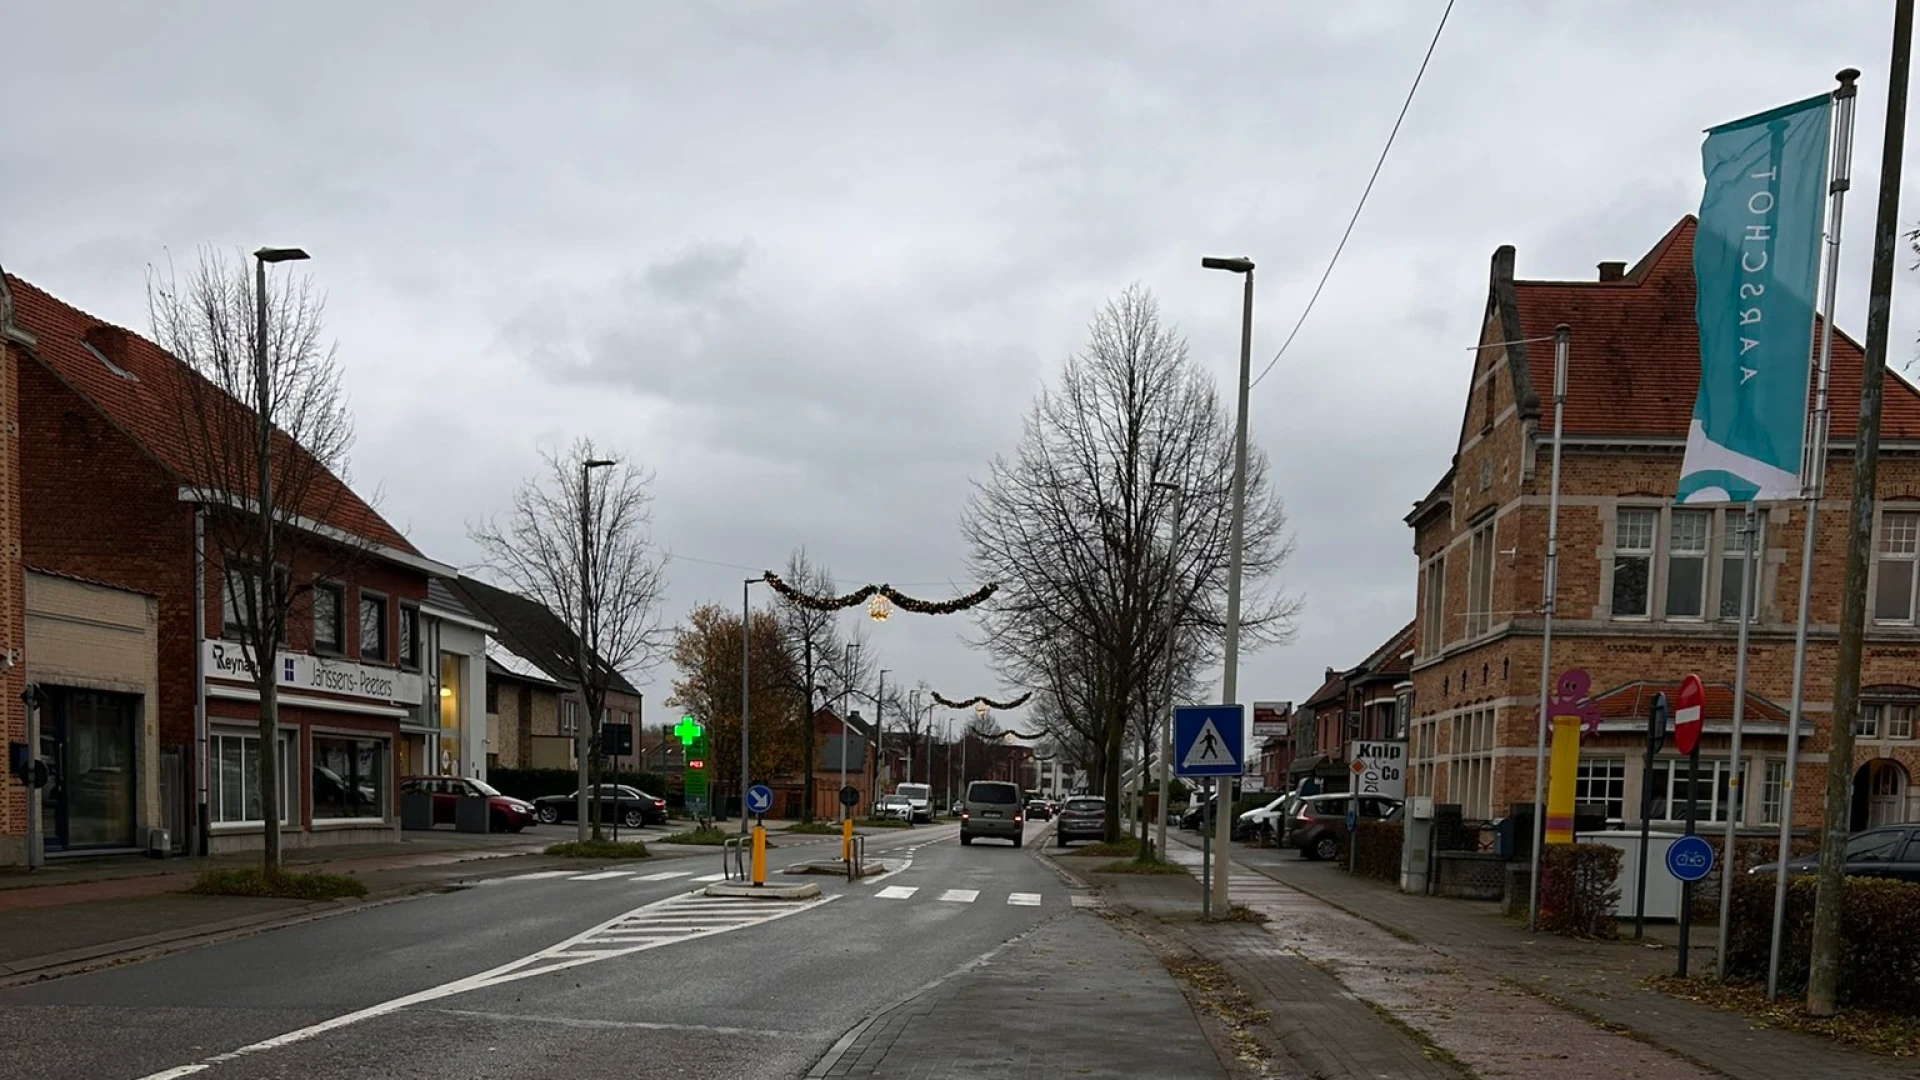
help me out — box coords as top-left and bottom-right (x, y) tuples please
(846, 835), (866, 881)
(722, 835), (749, 881)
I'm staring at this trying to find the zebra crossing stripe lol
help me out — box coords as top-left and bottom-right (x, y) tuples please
(1007, 893), (1041, 907)
(570, 870), (635, 881)
(938, 889), (979, 903)
(1070, 894), (1102, 908)
(876, 885), (919, 900)
(692, 873), (726, 882)
(632, 870), (694, 882)
(501, 870), (575, 881)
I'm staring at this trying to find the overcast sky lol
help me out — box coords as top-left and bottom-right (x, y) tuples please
(5, 1), (1918, 737)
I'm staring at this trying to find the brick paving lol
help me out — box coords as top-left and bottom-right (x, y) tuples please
(1183, 834), (1920, 1080)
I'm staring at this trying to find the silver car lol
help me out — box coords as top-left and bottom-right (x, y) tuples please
(959, 780), (1024, 846)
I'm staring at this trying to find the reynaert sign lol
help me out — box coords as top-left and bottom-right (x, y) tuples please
(1347, 740), (1407, 800)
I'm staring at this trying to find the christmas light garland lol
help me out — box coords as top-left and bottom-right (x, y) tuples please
(930, 690), (1033, 710)
(760, 571), (997, 616)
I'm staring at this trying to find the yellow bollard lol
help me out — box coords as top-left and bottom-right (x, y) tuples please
(1544, 716), (1580, 845)
(841, 817), (854, 862)
(751, 824), (767, 886)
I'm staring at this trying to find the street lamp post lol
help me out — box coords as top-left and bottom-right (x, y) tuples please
(251, 246), (307, 869)
(1152, 480), (1185, 862)
(576, 455), (616, 841)
(840, 642), (858, 821)
(876, 669), (890, 813)
(1201, 254), (1254, 915)
(740, 576), (765, 833)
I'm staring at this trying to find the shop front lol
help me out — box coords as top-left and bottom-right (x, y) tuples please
(202, 639), (422, 852)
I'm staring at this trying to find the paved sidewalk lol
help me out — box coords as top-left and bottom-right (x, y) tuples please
(808, 911), (1229, 1079)
(1175, 833), (1920, 1080)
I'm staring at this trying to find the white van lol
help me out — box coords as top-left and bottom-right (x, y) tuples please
(894, 783), (933, 823)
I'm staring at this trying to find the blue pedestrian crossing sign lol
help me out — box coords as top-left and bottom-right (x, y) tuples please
(1174, 705), (1244, 777)
(746, 784), (773, 817)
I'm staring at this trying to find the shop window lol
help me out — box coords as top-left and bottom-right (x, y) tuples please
(312, 733), (388, 820)
(211, 730), (293, 825)
(359, 591), (389, 662)
(313, 582), (344, 654)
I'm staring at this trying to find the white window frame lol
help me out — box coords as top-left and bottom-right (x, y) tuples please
(1421, 556), (1446, 657)
(1665, 509), (1710, 621)
(1647, 758), (1749, 825)
(1447, 707), (1495, 819)
(1611, 507), (1657, 620)
(209, 728), (294, 828)
(1762, 759), (1786, 825)
(1873, 508), (1920, 624)
(1466, 521), (1494, 639)
(1575, 757), (1627, 825)
(562, 698), (580, 734)
(1717, 510), (1767, 621)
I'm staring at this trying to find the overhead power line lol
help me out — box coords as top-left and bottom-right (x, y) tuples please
(1248, 0), (1458, 391)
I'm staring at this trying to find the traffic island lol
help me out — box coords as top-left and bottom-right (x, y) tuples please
(702, 881), (821, 900)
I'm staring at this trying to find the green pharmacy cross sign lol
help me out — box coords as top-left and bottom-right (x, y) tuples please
(673, 715), (704, 747)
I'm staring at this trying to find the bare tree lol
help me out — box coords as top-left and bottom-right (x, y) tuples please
(965, 285), (1299, 841)
(470, 439), (670, 840)
(771, 549), (860, 821)
(149, 249), (364, 871)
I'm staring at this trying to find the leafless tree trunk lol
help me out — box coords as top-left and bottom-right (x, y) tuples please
(149, 249), (364, 873)
(772, 549), (858, 821)
(965, 285), (1299, 842)
(470, 439), (670, 840)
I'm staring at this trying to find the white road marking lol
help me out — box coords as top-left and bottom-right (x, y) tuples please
(1070, 894), (1102, 908)
(938, 889), (979, 903)
(632, 870), (694, 881)
(1008, 892), (1042, 906)
(569, 870), (635, 881)
(876, 885), (919, 900)
(426, 1007), (801, 1038)
(500, 870), (576, 881)
(131, 891), (836, 1080)
(692, 872), (726, 882)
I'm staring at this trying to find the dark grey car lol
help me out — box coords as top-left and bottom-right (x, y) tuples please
(960, 780), (1024, 846)
(1054, 796), (1107, 846)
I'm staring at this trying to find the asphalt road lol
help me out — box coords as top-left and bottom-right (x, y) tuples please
(0, 820), (1075, 1080)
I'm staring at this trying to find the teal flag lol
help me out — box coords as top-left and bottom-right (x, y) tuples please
(1679, 92), (1832, 505)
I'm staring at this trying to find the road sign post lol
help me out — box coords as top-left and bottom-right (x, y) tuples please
(839, 785), (859, 860)
(1175, 706), (1244, 921)
(745, 784), (772, 886)
(1634, 693), (1670, 940)
(1346, 801), (1359, 874)
(1673, 674), (1706, 976)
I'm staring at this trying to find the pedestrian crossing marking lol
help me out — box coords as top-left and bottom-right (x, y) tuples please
(570, 870), (635, 881)
(1007, 892), (1041, 906)
(938, 889), (979, 903)
(632, 870), (694, 882)
(693, 872), (726, 882)
(1070, 894), (1101, 908)
(503, 870), (576, 881)
(876, 885), (919, 900)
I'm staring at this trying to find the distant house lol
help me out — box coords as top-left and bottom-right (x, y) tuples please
(445, 576), (642, 774)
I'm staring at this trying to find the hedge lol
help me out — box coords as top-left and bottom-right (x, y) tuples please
(1346, 820), (1402, 883)
(1536, 843), (1622, 939)
(1724, 872), (1920, 1014)
(487, 767), (671, 804)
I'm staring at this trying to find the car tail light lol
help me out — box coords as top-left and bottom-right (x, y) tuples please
(960, 811), (969, 819)
(1014, 814), (1023, 824)
(653, 800), (665, 808)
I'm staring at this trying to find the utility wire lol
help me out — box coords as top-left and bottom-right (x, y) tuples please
(1248, 0), (1457, 391)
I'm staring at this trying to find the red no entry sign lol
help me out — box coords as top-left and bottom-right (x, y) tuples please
(1674, 673), (1705, 756)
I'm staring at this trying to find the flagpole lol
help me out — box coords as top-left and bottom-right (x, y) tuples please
(1769, 69), (1857, 1001)
(1716, 502), (1757, 979)
(1526, 325), (1570, 934)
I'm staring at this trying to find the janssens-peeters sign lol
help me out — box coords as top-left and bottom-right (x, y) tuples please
(204, 639), (424, 707)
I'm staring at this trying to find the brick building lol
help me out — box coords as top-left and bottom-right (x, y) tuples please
(1407, 217), (1920, 836)
(6, 273), (454, 857)
(1290, 622), (1414, 794)
(0, 275), (31, 864)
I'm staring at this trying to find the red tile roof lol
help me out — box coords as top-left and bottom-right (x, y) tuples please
(1507, 216), (1920, 440)
(7, 274), (415, 552)
(1587, 680), (1789, 725)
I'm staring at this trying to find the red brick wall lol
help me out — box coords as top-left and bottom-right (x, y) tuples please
(1, 343), (26, 856)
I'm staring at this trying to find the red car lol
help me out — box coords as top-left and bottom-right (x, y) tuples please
(401, 776), (537, 833)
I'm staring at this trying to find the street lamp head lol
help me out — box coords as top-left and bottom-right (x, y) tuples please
(583, 458), (616, 470)
(1151, 480), (1182, 493)
(253, 247), (310, 264)
(1200, 256), (1254, 275)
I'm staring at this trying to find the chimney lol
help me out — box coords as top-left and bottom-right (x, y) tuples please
(1597, 260), (1626, 282)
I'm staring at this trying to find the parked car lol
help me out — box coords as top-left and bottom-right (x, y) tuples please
(400, 775), (536, 833)
(1748, 826), (1920, 883)
(950, 798), (966, 815)
(1024, 796), (1055, 822)
(530, 784), (668, 828)
(1180, 791), (1219, 831)
(1234, 793), (1290, 842)
(1291, 792), (1403, 861)
(895, 783), (934, 823)
(1053, 796), (1107, 847)
(878, 794), (915, 822)
(960, 780), (1024, 846)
